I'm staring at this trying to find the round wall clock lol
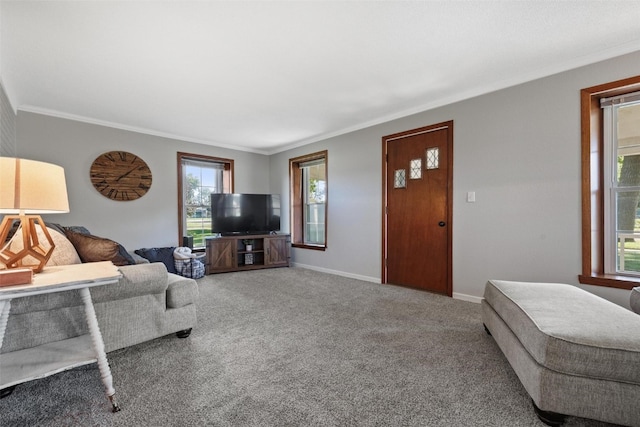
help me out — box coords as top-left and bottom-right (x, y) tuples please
(90, 151), (152, 201)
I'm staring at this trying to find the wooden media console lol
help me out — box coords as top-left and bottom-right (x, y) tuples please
(205, 234), (290, 274)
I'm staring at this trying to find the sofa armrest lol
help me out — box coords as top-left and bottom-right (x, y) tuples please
(90, 262), (169, 303)
(166, 273), (199, 309)
(631, 287), (640, 315)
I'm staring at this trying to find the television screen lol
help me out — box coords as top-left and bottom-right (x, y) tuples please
(211, 193), (281, 235)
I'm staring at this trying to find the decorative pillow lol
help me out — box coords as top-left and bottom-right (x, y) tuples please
(42, 222), (68, 237)
(46, 228), (83, 266)
(64, 230), (127, 265)
(114, 246), (137, 265)
(135, 247), (177, 273)
(63, 225), (92, 236)
(63, 226), (136, 266)
(4, 225), (82, 267)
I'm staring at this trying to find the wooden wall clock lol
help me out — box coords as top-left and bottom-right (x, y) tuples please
(90, 151), (152, 201)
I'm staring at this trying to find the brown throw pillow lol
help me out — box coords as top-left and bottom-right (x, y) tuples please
(64, 230), (122, 264)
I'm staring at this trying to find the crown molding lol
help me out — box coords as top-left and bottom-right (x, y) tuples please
(14, 41), (640, 157)
(17, 105), (271, 156)
(267, 42), (640, 155)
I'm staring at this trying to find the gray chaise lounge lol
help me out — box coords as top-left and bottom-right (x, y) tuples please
(482, 280), (640, 426)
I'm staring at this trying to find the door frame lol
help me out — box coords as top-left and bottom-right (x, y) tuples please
(381, 120), (454, 296)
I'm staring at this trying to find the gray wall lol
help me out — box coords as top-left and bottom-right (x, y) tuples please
(270, 50), (640, 307)
(0, 81), (16, 156)
(11, 51), (639, 307)
(16, 112), (271, 250)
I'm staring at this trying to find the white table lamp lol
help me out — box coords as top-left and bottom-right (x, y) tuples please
(0, 157), (70, 273)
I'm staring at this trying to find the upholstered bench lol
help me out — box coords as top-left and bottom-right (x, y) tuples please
(482, 280), (640, 426)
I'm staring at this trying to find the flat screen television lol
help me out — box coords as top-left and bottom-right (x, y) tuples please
(211, 193), (281, 235)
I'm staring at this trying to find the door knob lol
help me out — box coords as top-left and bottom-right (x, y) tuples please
(438, 221), (446, 227)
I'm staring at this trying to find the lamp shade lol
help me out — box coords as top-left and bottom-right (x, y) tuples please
(0, 157), (69, 214)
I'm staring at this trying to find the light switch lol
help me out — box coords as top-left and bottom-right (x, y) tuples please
(467, 191), (476, 203)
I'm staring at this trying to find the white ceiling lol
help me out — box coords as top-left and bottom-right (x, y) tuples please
(2, 1), (640, 154)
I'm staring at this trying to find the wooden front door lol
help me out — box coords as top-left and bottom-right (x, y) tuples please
(382, 121), (453, 295)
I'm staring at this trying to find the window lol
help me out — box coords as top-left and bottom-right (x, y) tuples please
(580, 75), (640, 290)
(177, 153), (233, 249)
(602, 94), (640, 276)
(290, 151), (327, 249)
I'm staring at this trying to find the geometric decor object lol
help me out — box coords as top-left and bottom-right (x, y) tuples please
(410, 159), (422, 179)
(0, 157), (70, 273)
(394, 169), (406, 188)
(0, 214), (56, 273)
(426, 147), (439, 170)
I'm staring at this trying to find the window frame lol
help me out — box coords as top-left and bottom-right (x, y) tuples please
(580, 75), (640, 290)
(177, 152), (234, 250)
(289, 150), (328, 250)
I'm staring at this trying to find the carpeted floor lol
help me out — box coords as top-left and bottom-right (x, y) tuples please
(0, 267), (619, 426)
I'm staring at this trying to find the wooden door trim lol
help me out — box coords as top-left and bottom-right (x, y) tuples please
(381, 120), (454, 296)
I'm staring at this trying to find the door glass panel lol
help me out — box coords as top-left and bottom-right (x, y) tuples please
(394, 169), (406, 188)
(426, 147), (439, 170)
(410, 159), (422, 179)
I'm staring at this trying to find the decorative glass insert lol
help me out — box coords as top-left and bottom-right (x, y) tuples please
(410, 159), (422, 179)
(426, 147), (439, 170)
(394, 169), (406, 188)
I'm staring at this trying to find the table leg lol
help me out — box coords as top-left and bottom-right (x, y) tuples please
(79, 288), (121, 412)
(0, 300), (15, 397)
(0, 300), (10, 348)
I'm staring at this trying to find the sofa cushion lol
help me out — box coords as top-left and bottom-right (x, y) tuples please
(8, 263), (170, 314)
(90, 263), (169, 302)
(8, 289), (82, 314)
(484, 280), (640, 385)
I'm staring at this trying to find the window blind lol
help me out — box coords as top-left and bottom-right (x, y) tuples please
(300, 158), (325, 168)
(182, 158), (225, 169)
(600, 90), (640, 107)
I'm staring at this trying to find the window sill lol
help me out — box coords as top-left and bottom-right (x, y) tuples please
(578, 274), (640, 290)
(292, 243), (326, 251)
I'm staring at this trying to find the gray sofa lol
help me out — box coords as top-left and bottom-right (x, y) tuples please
(482, 280), (640, 426)
(1, 225), (199, 356)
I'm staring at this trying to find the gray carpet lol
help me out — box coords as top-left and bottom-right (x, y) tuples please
(0, 267), (618, 426)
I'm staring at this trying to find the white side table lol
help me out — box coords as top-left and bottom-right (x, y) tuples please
(0, 261), (123, 412)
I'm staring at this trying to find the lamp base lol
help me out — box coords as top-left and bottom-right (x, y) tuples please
(0, 214), (56, 273)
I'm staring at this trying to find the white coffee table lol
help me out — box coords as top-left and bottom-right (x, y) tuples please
(0, 261), (123, 412)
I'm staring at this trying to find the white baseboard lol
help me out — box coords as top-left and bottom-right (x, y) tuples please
(291, 262), (380, 283)
(292, 263), (484, 304)
(452, 292), (483, 304)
